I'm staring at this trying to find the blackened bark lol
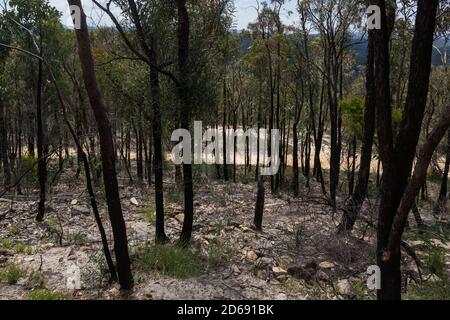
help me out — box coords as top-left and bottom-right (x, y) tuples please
(35, 54), (47, 222)
(385, 104), (450, 259)
(435, 130), (450, 213)
(175, 0), (195, 245)
(339, 32), (376, 233)
(0, 95), (11, 189)
(222, 78), (229, 181)
(254, 176), (265, 231)
(150, 66), (169, 243)
(68, 0), (133, 290)
(373, 0), (439, 300)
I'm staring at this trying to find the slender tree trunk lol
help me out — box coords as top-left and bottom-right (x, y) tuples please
(175, 0), (195, 245)
(373, 0), (438, 300)
(435, 129), (450, 213)
(0, 95), (11, 189)
(339, 32), (376, 232)
(36, 50), (47, 222)
(68, 0), (133, 290)
(254, 176), (265, 231)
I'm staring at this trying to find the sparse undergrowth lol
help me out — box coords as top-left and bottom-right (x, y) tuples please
(404, 280), (450, 300)
(134, 243), (204, 279)
(27, 289), (70, 300)
(0, 264), (27, 285)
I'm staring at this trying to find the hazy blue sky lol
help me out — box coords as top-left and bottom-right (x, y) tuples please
(49, 0), (298, 30)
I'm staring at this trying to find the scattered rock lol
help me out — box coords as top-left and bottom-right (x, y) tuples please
(175, 214), (185, 224)
(272, 267), (288, 277)
(257, 257), (273, 267)
(287, 261), (318, 282)
(319, 261), (335, 269)
(130, 198), (139, 206)
(337, 279), (353, 296)
(0, 248), (14, 256)
(70, 199), (78, 205)
(275, 293), (288, 300)
(232, 265), (241, 275)
(246, 250), (258, 262)
(71, 205), (90, 215)
(316, 270), (330, 282)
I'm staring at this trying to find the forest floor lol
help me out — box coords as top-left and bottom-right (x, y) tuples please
(0, 164), (449, 300)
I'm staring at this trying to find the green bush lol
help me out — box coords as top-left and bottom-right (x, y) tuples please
(27, 271), (45, 289)
(14, 243), (32, 254)
(427, 250), (447, 280)
(404, 280), (450, 300)
(27, 289), (70, 300)
(0, 264), (27, 284)
(143, 204), (156, 223)
(17, 154), (38, 190)
(206, 241), (232, 269)
(1, 238), (11, 249)
(134, 243), (204, 279)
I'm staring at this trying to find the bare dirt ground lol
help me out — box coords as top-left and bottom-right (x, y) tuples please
(0, 165), (448, 300)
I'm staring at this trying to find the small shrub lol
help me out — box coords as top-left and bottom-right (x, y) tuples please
(1, 238), (11, 249)
(69, 233), (88, 246)
(14, 243), (31, 254)
(143, 204), (156, 223)
(17, 154), (38, 190)
(427, 250), (447, 280)
(206, 241), (232, 269)
(404, 281), (450, 300)
(0, 264), (27, 284)
(134, 243), (204, 279)
(27, 289), (69, 300)
(166, 189), (184, 206)
(27, 271), (45, 289)
(8, 224), (20, 236)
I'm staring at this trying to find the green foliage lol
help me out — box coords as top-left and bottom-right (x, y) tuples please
(143, 204), (156, 223)
(27, 271), (45, 289)
(134, 243), (204, 279)
(205, 241), (232, 269)
(8, 224), (20, 236)
(340, 97), (365, 139)
(14, 243), (32, 255)
(293, 222), (303, 247)
(68, 232), (88, 246)
(166, 188), (184, 206)
(17, 154), (38, 190)
(392, 108), (403, 137)
(1, 238), (11, 249)
(0, 264), (27, 284)
(427, 250), (447, 280)
(404, 280), (450, 300)
(27, 289), (69, 301)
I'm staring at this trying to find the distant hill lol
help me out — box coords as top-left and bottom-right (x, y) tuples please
(236, 32), (449, 67)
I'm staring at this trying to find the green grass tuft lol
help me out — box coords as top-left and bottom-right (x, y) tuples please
(134, 243), (204, 279)
(27, 289), (70, 300)
(0, 264), (27, 284)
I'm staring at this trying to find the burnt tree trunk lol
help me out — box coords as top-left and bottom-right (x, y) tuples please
(339, 31), (376, 232)
(175, 0), (195, 245)
(373, 0), (438, 300)
(0, 95), (11, 189)
(435, 129), (450, 213)
(68, 0), (133, 290)
(254, 176), (265, 231)
(35, 48), (47, 222)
